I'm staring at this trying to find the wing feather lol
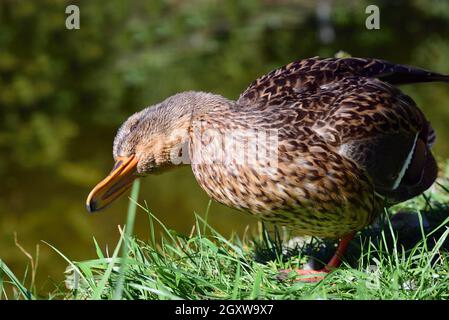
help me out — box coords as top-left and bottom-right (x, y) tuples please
(238, 57), (449, 107)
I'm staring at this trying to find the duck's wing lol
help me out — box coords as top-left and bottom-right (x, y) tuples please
(238, 57), (449, 107)
(302, 76), (437, 203)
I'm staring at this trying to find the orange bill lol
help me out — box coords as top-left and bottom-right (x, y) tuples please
(86, 155), (138, 212)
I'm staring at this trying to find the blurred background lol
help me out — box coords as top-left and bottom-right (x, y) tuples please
(1, 0), (449, 294)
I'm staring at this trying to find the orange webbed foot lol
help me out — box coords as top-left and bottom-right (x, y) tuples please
(277, 233), (355, 283)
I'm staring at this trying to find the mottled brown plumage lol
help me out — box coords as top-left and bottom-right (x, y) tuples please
(87, 56), (448, 280)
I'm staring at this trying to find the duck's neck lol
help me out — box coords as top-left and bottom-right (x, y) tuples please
(160, 91), (233, 118)
(141, 91), (233, 169)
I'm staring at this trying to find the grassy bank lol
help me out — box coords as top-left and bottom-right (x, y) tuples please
(2, 164), (449, 300)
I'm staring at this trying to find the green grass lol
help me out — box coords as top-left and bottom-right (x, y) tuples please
(2, 165), (449, 300)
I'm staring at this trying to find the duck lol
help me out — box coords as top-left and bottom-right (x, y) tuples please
(86, 56), (449, 282)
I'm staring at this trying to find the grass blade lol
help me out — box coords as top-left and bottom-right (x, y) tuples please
(113, 179), (141, 300)
(0, 259), (33, 300)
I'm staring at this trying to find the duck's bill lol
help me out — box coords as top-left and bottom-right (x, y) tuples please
(86, 155), (138, 213)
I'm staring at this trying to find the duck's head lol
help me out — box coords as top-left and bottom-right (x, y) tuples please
(86, 91), (228, 212)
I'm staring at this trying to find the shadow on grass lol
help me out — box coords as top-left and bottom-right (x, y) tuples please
(254, 201), (449, 270)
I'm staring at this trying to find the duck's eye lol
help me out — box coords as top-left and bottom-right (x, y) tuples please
(130, 122), (139, 132)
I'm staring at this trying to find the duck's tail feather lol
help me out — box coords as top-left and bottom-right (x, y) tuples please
(352, 58), (449, 85)
(377, 69), (449, 85)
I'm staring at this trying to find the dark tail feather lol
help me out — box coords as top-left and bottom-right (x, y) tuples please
(342, 58), (449, 85)
(377, 70), (449, 85)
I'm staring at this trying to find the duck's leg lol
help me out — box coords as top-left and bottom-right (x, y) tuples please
(279, 233), (355, 283)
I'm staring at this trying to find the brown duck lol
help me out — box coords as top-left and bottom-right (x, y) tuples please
(86, 57), (449, 281)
